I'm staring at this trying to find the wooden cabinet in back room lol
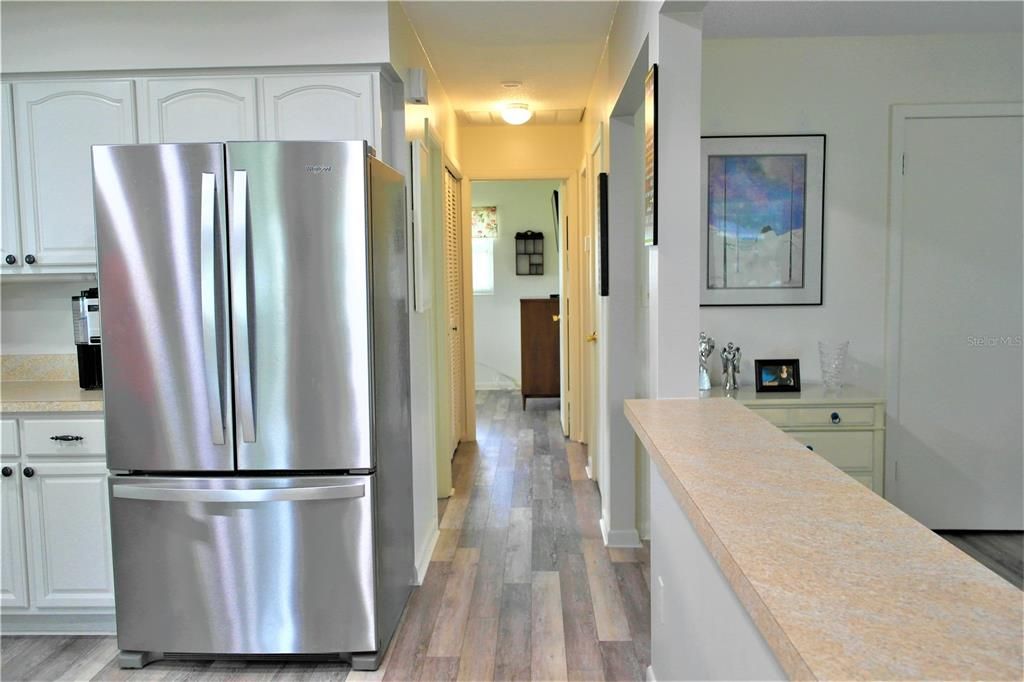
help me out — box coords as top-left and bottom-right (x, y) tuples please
(520, 297), (560, 409)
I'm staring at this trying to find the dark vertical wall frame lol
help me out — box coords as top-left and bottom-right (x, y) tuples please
(599, 172), (610, 296)
(643, 63), (658, 246)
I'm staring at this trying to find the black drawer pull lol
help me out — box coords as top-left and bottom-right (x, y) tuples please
(50, 435), (84, 442)
(806, 445), (814, 451)
(830, 412), (841, 424)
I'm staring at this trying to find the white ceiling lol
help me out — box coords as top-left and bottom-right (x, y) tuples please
(702, 1), (1023, 39)
(403, 0), (1021, 126)
(401, 1), (616, 124)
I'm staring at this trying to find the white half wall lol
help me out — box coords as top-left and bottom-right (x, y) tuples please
(470, 180), (561, 390)
(699, 32), (1023, 392)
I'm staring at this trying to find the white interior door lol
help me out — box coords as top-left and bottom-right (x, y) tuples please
(888, 105), (1023, 529)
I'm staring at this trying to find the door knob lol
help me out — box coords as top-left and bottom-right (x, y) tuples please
(585, 333), (598, 343)
(4, 255), (15, 265)
(24, 254), (36, 265)
(1, 466), (12, 477)
(552, 314), (560, 322)
(23, 467), (35, 478)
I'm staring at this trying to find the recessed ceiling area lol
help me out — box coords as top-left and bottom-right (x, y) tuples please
(401, 1), (616, 125)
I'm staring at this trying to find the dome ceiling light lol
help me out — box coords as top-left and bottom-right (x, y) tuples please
(501, 103), (532, 125)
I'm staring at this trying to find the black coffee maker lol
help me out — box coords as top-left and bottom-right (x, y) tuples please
(72, 288), (102, 390)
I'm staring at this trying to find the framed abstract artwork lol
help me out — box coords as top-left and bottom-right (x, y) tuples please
(700, 134), (825, 306)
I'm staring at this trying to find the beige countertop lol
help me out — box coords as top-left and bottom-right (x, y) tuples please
(625, 397), (1022, 681)
(1, 381), (104, 413)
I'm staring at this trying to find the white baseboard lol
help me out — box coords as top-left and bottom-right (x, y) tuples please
(1, 613), (116, 635)
(585, 464), (593, 480)
(475, 383), (519, 391)
(415, 526), (440, 585)
(599, 515), (642, 548)
(646, 665), (656, 682)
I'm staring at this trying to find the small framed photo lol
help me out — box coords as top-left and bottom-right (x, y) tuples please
(754, 359), (801, 393)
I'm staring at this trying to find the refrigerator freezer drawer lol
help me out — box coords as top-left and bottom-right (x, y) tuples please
(110, 475), (378, 655)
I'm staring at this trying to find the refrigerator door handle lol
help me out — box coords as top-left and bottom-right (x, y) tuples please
(112, 482), (366, 503)
(231, 169), (256, 443)
(200, 173), (225, 446)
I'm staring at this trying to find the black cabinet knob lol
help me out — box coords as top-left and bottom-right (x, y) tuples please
(1, 466), (12, 477)
(830, 412), (841, 424)
(24, 254), (36, 265)
(806, 445), (814, 451)
(23, 467), (35, 478)
(4, 255), (16, 265)
(50, 435), (84, 442)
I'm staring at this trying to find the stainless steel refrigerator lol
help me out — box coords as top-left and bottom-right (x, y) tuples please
(92, 141), (414, 671)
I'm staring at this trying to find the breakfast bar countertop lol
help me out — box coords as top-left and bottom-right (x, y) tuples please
(1, 380), (104, 413)
(625, 397), (1022, 681)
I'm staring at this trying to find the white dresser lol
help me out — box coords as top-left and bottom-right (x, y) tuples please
(704, 386), (886, 496)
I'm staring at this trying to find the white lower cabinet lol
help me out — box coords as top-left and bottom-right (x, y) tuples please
(1, 415), (115, 632)
(22, 461), (114, 609)
(1, 464), (30, 608)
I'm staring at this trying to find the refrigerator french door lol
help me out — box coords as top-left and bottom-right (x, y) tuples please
(93, 141), (414, 668)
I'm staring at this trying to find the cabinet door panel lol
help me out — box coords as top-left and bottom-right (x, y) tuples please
(2, 84), (21, 270)
(22, 461), (114, 608)
(261, 74), (377, 146)
(13, 80), (137, 267)
(1, 419), (20, 457)
(1, 464), (29, 608)
(143, 77), (257, 143)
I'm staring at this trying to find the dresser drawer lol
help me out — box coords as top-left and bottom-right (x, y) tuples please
(848, 472), (874, 490)
(1, 419), (19, 457)
(752, 408), (790, 427)
(21, 419), (105, 456)
(789, 406), (877, 427)
(790, 430), (874, 470)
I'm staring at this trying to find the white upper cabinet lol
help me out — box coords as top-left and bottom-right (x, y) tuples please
(141, 77), (258, 143)
(13, 80), (137, 268)
(2, 85), (22, 271)
(261, 74), (378, 148)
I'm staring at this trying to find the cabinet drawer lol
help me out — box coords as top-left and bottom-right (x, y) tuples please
(1, 420), (19, 457)
(790, 406), (876, 427)
(21, 419), (105, 456)
(752, 408), (790, 427)
(790, 430), (874, 470)
(848, 472), (874, 490)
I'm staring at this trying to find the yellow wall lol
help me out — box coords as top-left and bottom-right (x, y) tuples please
(459, 124), (583, 179)
(387, 1), (460, 163)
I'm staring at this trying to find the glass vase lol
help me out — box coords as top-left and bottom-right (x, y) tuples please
(819, 340), (849, 391)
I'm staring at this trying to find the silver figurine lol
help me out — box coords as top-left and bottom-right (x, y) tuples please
(721, 342), (742, 392)
(698, 332), (715, 392)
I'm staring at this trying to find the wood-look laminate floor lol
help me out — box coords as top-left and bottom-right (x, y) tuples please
(938, 531), (1023, 589)
(1, 392), (651, 681)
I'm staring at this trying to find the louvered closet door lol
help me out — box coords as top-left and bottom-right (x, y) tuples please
(443, 168), (466, 449)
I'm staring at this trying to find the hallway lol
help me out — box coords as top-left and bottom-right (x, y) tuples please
(383, 390), (651, 681)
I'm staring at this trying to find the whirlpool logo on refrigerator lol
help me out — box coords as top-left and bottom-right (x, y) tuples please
(305, 164), (333, 174)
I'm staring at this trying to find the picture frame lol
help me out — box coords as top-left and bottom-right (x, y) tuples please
(754, 358), (802, 393)
(643, 64), (658, 246)
(700, 134), (825, 306)
(410, 140), (432, 312)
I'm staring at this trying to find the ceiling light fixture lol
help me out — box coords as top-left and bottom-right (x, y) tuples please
(501, 103), (532, 125)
